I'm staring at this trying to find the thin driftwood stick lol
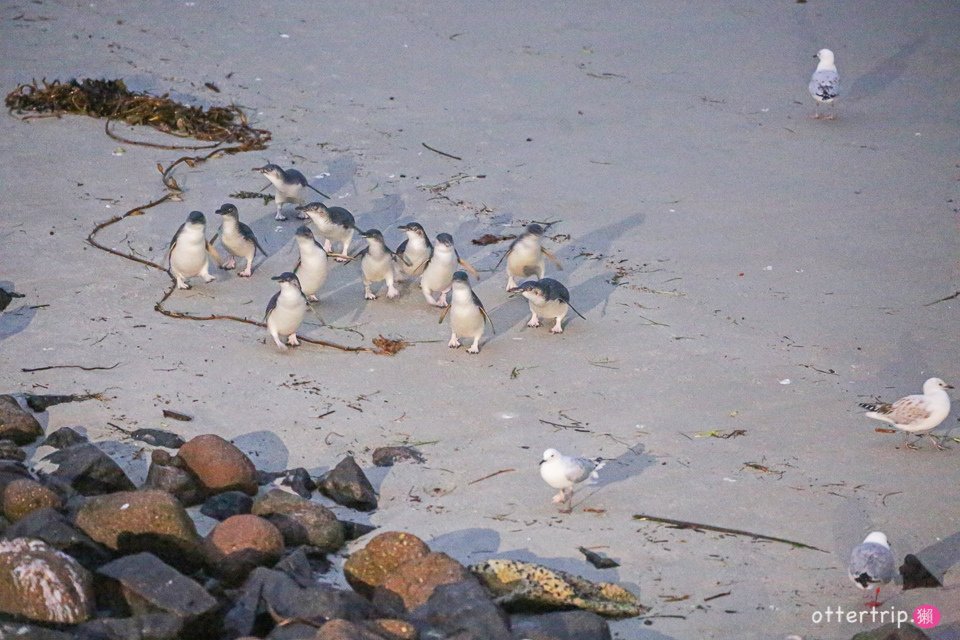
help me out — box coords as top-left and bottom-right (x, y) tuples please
(421, 142), (462, 160)
(632, 513), (827, 553)
(467, 468), (515, 485)
(22, 363), (120, 373)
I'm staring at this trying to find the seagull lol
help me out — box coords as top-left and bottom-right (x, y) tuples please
(538, 448), (605, 514)
(860, 378), (953, 450)
(809, 48), (840, 119)
(848, 532), (895, 608)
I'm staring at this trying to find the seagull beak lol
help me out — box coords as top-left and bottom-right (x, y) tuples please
(945, 384), (954, 389)
(538, 459), (545, 466)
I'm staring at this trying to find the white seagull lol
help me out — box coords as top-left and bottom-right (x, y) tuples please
(539, 448), (605, 514)
(860, 377), (953, 450)
(848, 531), (895, 608)
(809, 48), (840, 119)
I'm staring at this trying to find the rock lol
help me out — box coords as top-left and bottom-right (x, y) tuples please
(373, 552), (474, 614)
(0, 459), (35, 491)
(266, 623), (324, 639)
(850, 624), (931, 640)
(142, 450), (205, 506)
(364, 619), (418, 640)
(341, 519), (378, 541)
(75, 613), (184, 640)
(6, 508), (112, 571)
(314, 619), (391, 639)
(343, 531), (431, 598)
(176, 434), (258, 496)
(97, 552), (218, 634)
(257, 469), (286, 485)
(223, 567), (373, 638)
(40, 426), (89, 449)
(899, 553), (942, 589)
(201, 490), (254, 520)
(131, 428), (185, 449)
(317, 456), (378, 511)
(282, 467), (316, 498)
(0, 621), (73, 640)
(0, 439), (26, 462)
(205, 514), (284, 584)
(252, 489), (344, 552)
(371, 446), (425, 467)
(1, 477), (62, 522)
(0, 395), (42, 445)
(74, 490), (203, 572)
(510, 611), (612, 640)
(0, 537), (94, 624)
(273, 546), (316, 588)
(409, 578), (512, 640)
(42, 442), (136, 495)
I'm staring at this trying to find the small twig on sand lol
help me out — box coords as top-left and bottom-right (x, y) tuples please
(422, 142), (462, 160)
(924, 290), (960, 307)
(468, 468), (515, 485)
(632, 513), (827, 552)
(22, 363), (120, 373)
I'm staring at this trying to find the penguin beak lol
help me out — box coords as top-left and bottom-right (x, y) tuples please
(507, 287), (524, 295)
(271, 275), (284, 281)
(946, 384), (955, 389)
(538, 459), (545, 466)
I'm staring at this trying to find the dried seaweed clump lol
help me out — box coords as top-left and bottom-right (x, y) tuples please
(372, 335), (409, 355)
(5, 78), (269, 149)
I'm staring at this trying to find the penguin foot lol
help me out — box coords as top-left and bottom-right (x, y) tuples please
(448, 337), (461, 349)
(527, 319), (541, 328)
(239, 270), (252, 278)
(551, 493), (565, 504)
(550, 324), (564, 334)
(297, 213), (309, 220)
(386, 287), (400, 299)
(365, 292), (377, 300)
(287, 334), (300, 347)
(467, 344), (480, 354)
(176, 281), (191, 290)
(223, 259), (236, 270)
(307, 294), (319, 302)
(275, 213), (287, 221)
(335, 255), (350, 263)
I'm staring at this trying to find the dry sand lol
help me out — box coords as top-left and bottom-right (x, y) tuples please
(2, 2), (958, 638)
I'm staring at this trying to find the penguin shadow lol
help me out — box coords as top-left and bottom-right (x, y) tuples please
(313, 153), (359, 202)
(231, 430), (290, 475)
(0, 280), (36, 342)
(848, 36), (926, 101)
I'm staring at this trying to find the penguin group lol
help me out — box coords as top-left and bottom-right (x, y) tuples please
(165, 164), (586, 353)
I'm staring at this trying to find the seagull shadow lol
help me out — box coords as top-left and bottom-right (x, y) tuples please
(0, 301), (36, 343)
(849, 36), (926, 100)
(232, 430), (290, 474)
(429, 527), (502, 561)
(592, 443), (656, 490)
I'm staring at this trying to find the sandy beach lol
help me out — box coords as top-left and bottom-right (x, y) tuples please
(2, 1), (958, 637)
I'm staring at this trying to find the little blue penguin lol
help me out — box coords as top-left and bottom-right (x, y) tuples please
(253, 164), (330, 220)
(509, 277), (586, 333)
(439, 271), (494, 354)
(296, 201), (358, 262)
(168, 210), (216, 290)
(292, 225), (329, 302)
(265, 272), (307, 350)
(420, 233), (479, 307)
(356, 229), (405, 300)
(495, 223), (562, 290)
(214, 203), (268, 277)
(395, 222), (433, 280)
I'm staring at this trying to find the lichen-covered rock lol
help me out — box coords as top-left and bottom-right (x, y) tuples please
(469, 559), (647, 618)
(364, 618), (418, 639)
(343, 531), (431, 598)
(176, 434), (258, 496)
(251, 489), (344, 552)
(373, 552), (473, 614)
(6, 508), (112, 571)
(205, 514), (284, 583)
(0, 396), (42, 445)
(0, 537), (94, 624)
(371, 446), (425, 467)
(2, 478), (62, 522)
(317, 456), (378, 511)
(73, 490), (203, 571)
(0, 439), (26, 462)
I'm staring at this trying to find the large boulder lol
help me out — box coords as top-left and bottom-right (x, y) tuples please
(142, 450), (205, 506)
(201, 490), (254, 521)
(205, 514), (284, 583)
(251, 489), (344, 552)
(344, 531), (430, 598)
(176, 434), (258, 496)
(0, 395), (42, 445)
(0, 537), (94, 624)
(73, 490), (203, 571)
(409, 579), (513, 640)
(510, 611), (612, 640)
(2, 477), (62, 522)
(372, 552), (474, 614)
